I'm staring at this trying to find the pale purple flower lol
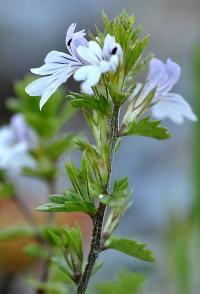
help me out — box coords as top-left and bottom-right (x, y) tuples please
(0, 114), (37, 172)
(129, 58), (197, 124)
(74, 34), (123, 94)
(25, 23), (123, 108)
(25, 23), (88, 110)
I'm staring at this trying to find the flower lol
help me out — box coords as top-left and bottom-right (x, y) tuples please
(25, 23), (123, 109)
(25, 23), (88, 110)
(0, 114), (37, 172)
(74, 34), (123, 94)
(130, 58), (197, 124)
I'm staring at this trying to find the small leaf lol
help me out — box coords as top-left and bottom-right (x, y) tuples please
(123, 116), (170, 140)
(24, 243), (49, 260)
(69, 93), (110, 115)
(105, 236), (155, 262)
(49, 194), (68, 204)
(35, 201), (96, 216)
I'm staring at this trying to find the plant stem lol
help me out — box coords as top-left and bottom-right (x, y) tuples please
(76, 105), (120, 294)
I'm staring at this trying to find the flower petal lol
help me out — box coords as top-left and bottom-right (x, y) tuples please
(66, 23), (76, 46)
(147, 58), (166, 83)
(77, 41), (102, 64)
(44, 50), (77, 64)
(152, 93), (197, 124)
(103, 34), (123, 62)
(25, 76), (54, 96)
(31, 62), (70, 76)
(74, 65), (101, 94)
(39, 69), (72, 110)
(26, 68), (73, 109)
(84, 66), (102, 87)
(158, 59), (181, 93)
(73, 65), (94, 81)
(81, 82), (94, 95)
(147, 58), (181, 94)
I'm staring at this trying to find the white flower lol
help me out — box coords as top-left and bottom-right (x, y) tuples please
(74, 34), (123, 94)
(25, 23), (88, 110)
(0, 114), (37, 172)
(129, 58), (197, 124)
(25, 23), (123, 108)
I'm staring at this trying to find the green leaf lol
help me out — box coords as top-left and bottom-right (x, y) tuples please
(102, 11), (113, 35)
(99, 177), (130, 208)
(105, 236), (155, 262)
(63, 226), (83, 264)
(108, 84), (130, 106)
(65, 160), (83, 198)
(85, 144), (109, 189)
(35, 201), (96, 216)
(49, 194), (69, 204)
(123, 116), (170, 140)
(96, 270), (145, 294)
(125, 35), (150, 74)
(24, 243), (49, 260)
(68, 93), (110, 115)
(65, 156), (96, 202)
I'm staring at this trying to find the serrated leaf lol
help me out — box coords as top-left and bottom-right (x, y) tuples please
(69, 93), (110, 115)
(123, 116), (170, 140)
(105, 236), (155, 262)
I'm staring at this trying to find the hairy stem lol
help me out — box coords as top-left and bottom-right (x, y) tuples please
(76, 105), (120, 294)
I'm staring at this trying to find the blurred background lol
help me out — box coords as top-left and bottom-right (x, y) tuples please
(0, 0), (200, 293)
